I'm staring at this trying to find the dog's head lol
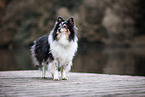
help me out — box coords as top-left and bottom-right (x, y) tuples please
(53, 16), (77, 41)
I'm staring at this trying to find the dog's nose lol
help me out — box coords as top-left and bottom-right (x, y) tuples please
(63, 24), (67, 28)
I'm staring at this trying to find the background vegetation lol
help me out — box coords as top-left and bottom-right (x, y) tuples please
(0, 0), (145, 49)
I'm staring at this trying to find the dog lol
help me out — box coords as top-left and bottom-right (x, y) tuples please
(30, 16), (78, 80)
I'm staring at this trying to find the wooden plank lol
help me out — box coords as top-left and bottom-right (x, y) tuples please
(0, 70), (145, 97)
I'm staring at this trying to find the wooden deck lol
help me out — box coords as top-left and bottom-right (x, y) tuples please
(0, 70), (145, 97)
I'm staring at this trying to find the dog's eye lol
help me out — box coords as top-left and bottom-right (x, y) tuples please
(59, 22), (64, 26)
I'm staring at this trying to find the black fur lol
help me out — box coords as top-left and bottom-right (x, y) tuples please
(53, 21), (62, 40)
(35, 35), (53, 65)
(67, 21), (75, 41)
(52, 16), (65, 40)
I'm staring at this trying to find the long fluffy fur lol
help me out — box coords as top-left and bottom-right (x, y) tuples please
(30, 16), (78, 80)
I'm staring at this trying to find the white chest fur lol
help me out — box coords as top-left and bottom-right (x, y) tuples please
(48, 33), (78, 64)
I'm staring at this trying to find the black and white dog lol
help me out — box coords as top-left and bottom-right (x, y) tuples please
(31, 16), (78, 80)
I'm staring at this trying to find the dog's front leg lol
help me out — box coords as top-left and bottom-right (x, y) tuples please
(53, 60), (59, 81)
(61, 62), (72, 80)
(61, 66), (67, 80)
(53, 69), (59, 81)
(48, 60), (59, 80)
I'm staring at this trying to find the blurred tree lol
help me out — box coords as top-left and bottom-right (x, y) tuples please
(0, 0), (145, 48)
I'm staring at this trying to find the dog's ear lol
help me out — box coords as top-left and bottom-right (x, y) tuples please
(67, 16), (74, 26)
(57, 16), (64, 22)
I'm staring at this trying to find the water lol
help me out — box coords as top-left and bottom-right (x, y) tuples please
(72, 48), (145, 76)
(0, 48), (145, 76)
(0, 49), (34, 70)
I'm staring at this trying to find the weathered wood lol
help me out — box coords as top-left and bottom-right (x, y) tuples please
(0, 70), (145, 97)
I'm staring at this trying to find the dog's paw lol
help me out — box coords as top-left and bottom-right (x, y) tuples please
(53, 78), (59, 81)
(42, 77), (46, 79)
(62, 77), (68, 80)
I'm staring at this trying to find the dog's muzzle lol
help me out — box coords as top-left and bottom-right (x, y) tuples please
(58, 24), (68, 33)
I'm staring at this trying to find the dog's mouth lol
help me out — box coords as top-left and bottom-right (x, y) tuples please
(57, 27), (70, 35)
(58, 27), (68, 33)
(57, 27), (70, 40)
(56, 23), (71, 40)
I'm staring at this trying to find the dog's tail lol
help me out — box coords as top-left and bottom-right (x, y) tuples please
(30, 41), (40, 67)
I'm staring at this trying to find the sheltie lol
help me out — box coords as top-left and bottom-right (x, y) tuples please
(31, 16), (78, 80)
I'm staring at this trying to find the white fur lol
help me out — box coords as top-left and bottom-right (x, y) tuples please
(48, 30), (78, 80)
(30, 41), (39, 66)
(49, 31), (78, 65)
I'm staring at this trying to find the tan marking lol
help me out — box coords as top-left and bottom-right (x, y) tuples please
(65, 29), (70, 40)
(56, 28), (71, 40)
